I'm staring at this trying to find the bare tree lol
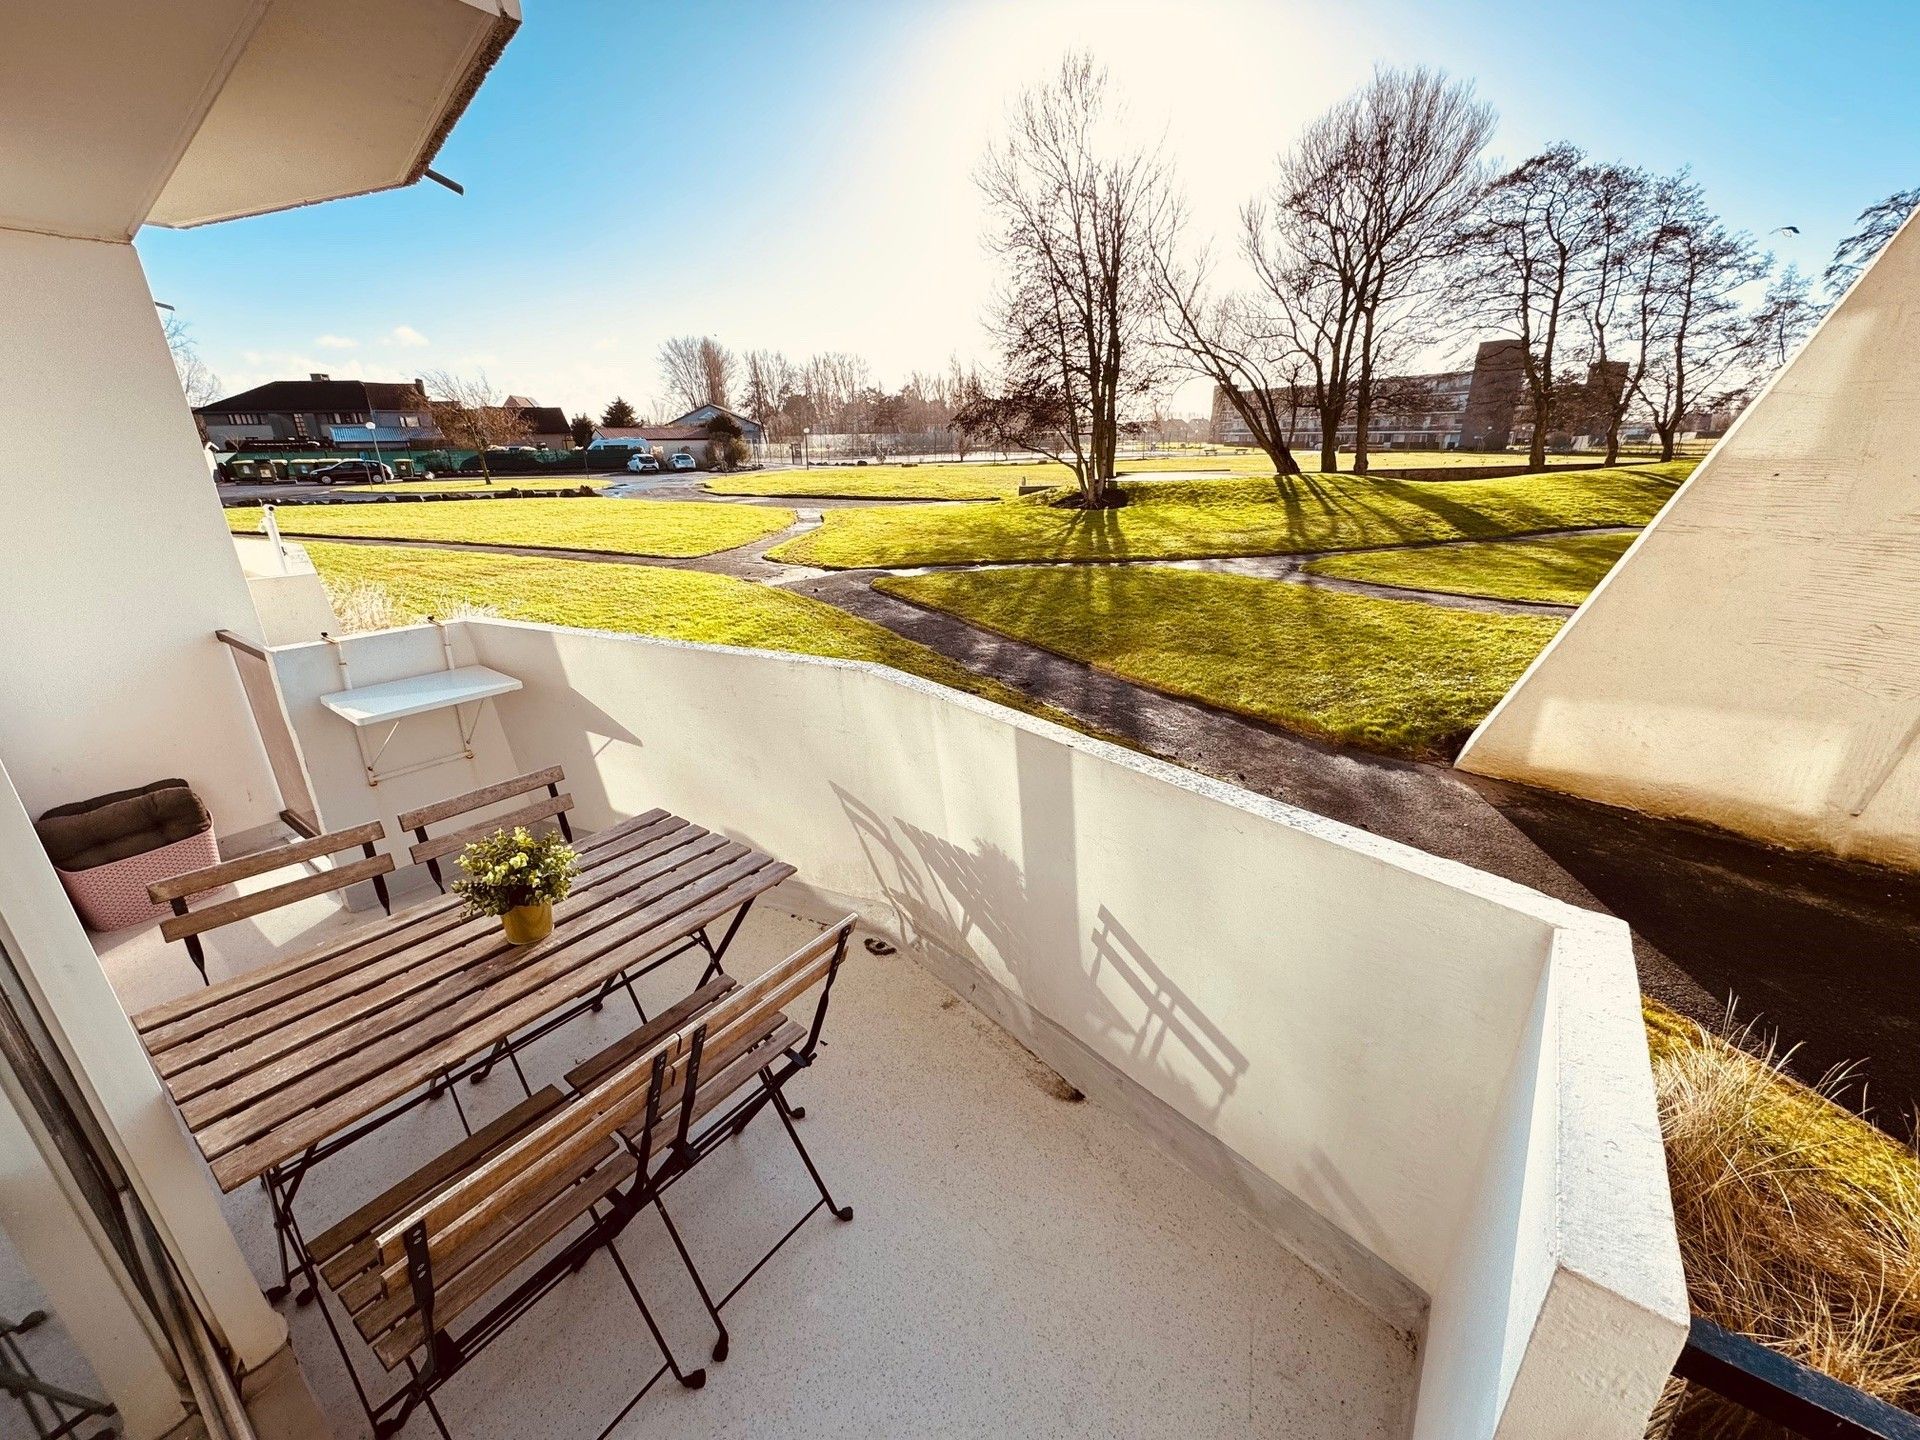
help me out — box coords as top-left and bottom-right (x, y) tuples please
(1246, 67), (1492, 473)
(1824, 188), (1919, 296)
(1629, 192), (1766, 461)
(424, 370), (529, 485)
(1740, 264), (1821, 375)
(1156, 252), (1301, 475)
(1243, 197), (1361, 471)
(741, 349), (796, 435)
(1572, 162), (1655, 464)
(974, 52), (1175, 505)
(163, 314), (222, 409)
(658, 335), (736, 413)
(1461, 143), (1610, 468)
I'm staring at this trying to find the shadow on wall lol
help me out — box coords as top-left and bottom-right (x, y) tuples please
(831, 722), (1249, 1132)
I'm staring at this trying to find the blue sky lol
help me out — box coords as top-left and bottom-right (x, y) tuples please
(137, 0), (1920, 418)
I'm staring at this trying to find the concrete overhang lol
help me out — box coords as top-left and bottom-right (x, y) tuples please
(0, 0), (518, 241)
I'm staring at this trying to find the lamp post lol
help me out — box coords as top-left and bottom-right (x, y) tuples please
(802, 427), (810, 468)
(363, 419), (385, 480)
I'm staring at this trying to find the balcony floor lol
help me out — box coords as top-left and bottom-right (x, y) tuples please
(99, 889), (1417, 1439)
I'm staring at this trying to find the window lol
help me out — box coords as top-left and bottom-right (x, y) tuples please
(400, 415), (421, 429)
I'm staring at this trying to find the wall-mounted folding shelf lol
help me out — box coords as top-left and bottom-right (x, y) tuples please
(321, 624), (521, 786)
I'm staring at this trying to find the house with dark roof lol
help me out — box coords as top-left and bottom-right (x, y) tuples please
(496, 395), (571, 449)
(669, 402), (765, 445)
(195, 374), (438, 449)
(585, 422), (707, 463)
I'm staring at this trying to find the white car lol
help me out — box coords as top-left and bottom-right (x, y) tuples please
(626, 453), (661, 474)
(669, 452), (698, 471)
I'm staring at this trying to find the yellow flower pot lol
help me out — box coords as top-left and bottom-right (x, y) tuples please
(501, 900), (553, 945)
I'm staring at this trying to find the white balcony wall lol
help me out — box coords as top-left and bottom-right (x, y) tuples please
(0, 227), (278, 836)
(231, 535), (339, 647)
(265, 619), (1688, 1436)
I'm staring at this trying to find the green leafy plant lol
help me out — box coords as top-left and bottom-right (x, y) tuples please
(452, 826), (578, 917)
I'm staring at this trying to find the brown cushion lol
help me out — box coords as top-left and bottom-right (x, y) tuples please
(36, 780), (211, 871)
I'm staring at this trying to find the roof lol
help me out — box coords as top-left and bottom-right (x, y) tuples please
(592, 426), (653, 441)
(506, 405), (569, 433)
(669, 404), (762, 430)
(645, 425), (707, 441)
(198, 379), (427, 416)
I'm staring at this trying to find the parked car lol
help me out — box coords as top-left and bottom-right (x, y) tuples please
(626, 453), (662, 474)
(306, 459), (394, 484)
(669, 452), (698, 471)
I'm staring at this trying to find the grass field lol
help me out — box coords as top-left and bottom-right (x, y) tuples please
(709, 450), (1621, 502)
(341, 476), (603, 494)
(227, 497), (795, 559)
(875, 565), (1563, 757)
(301, 542), (1076, 727)
(1304, 531), (1638, 605)
(773, 461), (1693, 569)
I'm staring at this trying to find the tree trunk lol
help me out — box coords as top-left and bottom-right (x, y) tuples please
(1319, 406), (1338, 472)
(1528, 394), (1548, 470)
(1264, 437), (1301, 477)
(1603, 421), (1620, 467)
(1353, 315), (1376, 475)
(1657, 424), (1676, 462)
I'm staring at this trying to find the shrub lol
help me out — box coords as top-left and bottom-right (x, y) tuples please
(452, 826), (578, 917)
(323, 579), (402, 634)
(1646, 1002), (1920, 1436)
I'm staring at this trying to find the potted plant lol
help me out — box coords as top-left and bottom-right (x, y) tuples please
(453, 826), (579, 945)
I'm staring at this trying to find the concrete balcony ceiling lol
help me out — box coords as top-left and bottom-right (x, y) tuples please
(0, 0), (518, 239)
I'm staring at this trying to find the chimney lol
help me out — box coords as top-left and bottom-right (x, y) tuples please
(310, 372), (330, 381)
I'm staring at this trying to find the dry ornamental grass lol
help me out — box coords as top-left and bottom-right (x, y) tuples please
(1646, 1003), (1920, 1437)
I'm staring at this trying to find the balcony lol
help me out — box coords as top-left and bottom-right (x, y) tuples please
(42, 614), (1683, 1437)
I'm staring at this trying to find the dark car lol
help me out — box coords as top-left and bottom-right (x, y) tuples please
(306, 460), (395, 484)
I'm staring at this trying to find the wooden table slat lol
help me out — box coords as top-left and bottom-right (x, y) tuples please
(132, 808), (674, 1038)
(138, 812), (689, 1055)
(149, 821), (721, 1082)
(169, 836), (746, 1110)
(205, 859), (791, 1189)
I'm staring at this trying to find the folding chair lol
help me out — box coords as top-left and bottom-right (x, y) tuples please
(397, 767), (574, 895)
(148, 821), (393, 985)
(564, 917), (859, 1376)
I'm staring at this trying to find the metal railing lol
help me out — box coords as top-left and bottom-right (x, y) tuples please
(1675, 1316), (1920, 1438)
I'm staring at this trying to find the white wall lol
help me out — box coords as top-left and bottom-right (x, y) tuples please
(0, 227), (279, 835)
(233, 536), (339, 647)
(270, 619), (1688, 1434)
(270, 625), (518, 860)
(1459, 211), (1920, 872)
(0, 757), (286, 1426)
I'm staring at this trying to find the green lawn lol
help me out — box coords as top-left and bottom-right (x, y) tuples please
(226, 497), (795, 559)
(709, 450), (1620, 502)
(342, 476), (604, 494)
(875, 566), (1563, 757)
(772, 461), (1694, 570)
(300, 542), (1078, 728)
(1303, 531), (1638, 605)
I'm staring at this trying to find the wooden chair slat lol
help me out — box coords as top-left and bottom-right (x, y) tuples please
(172, 839), (751, 1119)
(628, 1020), (805, 1158)
(408, 792), (575, 866)
(146, 821), (386, 903)
(353, 1136), (624, 1323)
(157, 853), (395, 943)
(369, 1152), (633, 1371)
(204, 859), (792, 1188)
(396, 767), (566, 833)
(563, 977), (737, 1093)
(136, 812), (686, 1054)
(306, 1086), (566, 1275)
